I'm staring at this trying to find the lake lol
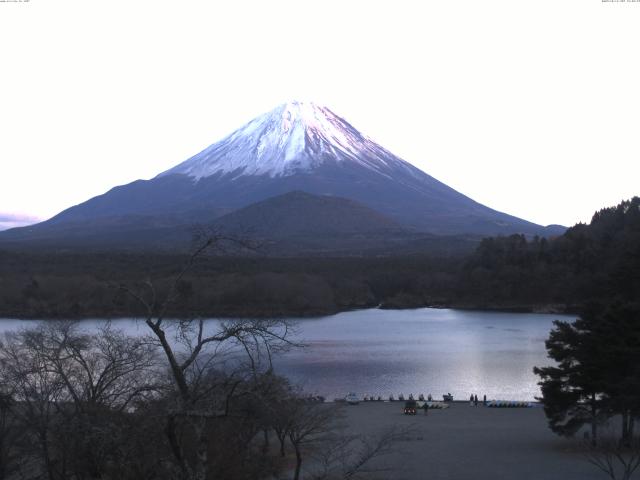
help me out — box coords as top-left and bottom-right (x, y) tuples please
(0, 308), (575, 401)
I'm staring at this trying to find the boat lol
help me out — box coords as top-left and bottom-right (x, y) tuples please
(425, 401), (450, 409)
(487, 400), (532, 408)
(345, 393), (360, 405)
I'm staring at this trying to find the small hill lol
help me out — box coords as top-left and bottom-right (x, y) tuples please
(213, 191), (403, 237)
(211, 191), (427, 255)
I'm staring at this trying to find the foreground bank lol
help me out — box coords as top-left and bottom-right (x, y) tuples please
(334, 402), (601, 480)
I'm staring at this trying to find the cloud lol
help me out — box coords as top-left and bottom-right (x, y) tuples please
(0, 213), (40, 231)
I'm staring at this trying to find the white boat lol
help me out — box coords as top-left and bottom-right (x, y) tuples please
(425, 401), (450, 409)
(345, 392), (360, 405)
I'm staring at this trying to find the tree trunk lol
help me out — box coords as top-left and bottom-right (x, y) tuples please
(40, 430), (57, 480)
(193, 419), (209, 480)
(590, 393), (598, 447)
(262, 429), (270, 454)
(293, 444), (302, 480)
(621, 410), (635, 447)
(165, 415), (188, 477)
(276, 431), (286, 457)
(145, 321), (190, 400)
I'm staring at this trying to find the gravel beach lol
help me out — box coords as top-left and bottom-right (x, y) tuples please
(338, 401), (604, 480)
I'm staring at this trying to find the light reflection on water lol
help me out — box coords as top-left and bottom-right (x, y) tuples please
(0, 308), (575, 401)
(272, 308), (574, 401)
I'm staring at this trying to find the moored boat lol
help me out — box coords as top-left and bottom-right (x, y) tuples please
(345, 392), (360, 405)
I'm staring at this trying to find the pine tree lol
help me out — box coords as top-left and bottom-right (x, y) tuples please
(535, 302), (640, 446)
(534, 311), (609, 445)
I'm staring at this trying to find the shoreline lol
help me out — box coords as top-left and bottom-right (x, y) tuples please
(0, 303), (578, 321)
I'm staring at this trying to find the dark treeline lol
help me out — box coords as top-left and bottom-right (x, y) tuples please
(0, 253), (462, 319)
(460, 196), (640, 309)
(1, 197), (638, 319)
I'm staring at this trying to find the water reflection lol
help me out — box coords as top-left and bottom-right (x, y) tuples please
(0, 308), (574, 401)
(273, 308), (574, 401)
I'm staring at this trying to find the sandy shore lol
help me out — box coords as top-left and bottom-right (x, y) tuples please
(337, 401), (603, 480)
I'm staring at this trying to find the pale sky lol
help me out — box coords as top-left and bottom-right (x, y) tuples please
(1, 0), (638, 228)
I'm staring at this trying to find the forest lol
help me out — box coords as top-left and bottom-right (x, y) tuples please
(0, 197), (638, 319)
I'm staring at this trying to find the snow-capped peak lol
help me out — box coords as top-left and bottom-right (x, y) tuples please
(158, 101), (415, 180)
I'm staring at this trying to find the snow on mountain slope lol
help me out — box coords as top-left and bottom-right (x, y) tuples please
(159, 101), (420, 180)
(0, 100), (566, 250)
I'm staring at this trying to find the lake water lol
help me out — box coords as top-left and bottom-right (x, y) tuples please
(0, 308), (575, 401)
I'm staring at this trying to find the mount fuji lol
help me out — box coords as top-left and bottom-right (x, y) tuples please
(0, 101), (563, 251)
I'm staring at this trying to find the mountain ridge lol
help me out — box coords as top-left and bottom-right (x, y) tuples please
(0, 101), (565, 251)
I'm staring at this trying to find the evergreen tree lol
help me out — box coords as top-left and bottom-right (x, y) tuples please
(592, 303), (640, 445)
(534, 311), (609, 445)
(535, 302), (640, 445)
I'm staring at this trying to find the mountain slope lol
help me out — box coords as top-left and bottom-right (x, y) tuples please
(0, 101), (564, 250)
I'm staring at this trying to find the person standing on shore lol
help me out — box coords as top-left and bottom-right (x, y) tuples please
(469, 394), (474, 406)
(483, 394), (487, 406)
(474, 394), (478, 407)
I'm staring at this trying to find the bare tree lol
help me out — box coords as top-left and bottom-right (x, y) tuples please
(0, 328), (68, 480)
(309, 425), (413, 480)
(0, 321), (160, 480)
(28, 321), (160, 411)
(286, 401), (340, 480)
(281, 397), (412, 480)
(0, 392), (21, 480)
(272, 397), (294, 458)
(119, 233), (298, 480)
(584, 425), (640, 480)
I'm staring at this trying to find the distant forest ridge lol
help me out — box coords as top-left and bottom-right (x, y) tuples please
(0, 197), (637, 319)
